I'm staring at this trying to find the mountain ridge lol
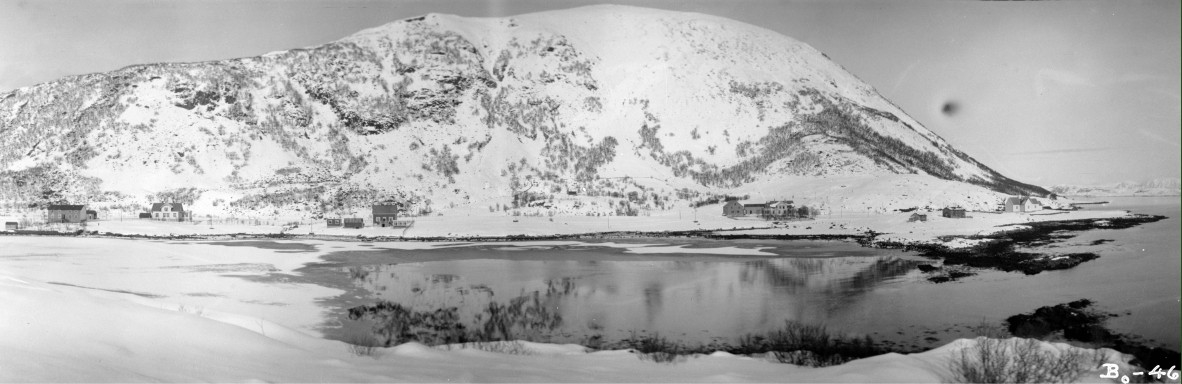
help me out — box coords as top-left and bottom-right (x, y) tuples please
(1051, 178), (1181, 197)
(0, 5), (1050, 218)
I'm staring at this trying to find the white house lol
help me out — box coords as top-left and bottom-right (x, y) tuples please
(1002, 197), (1042, 213)
(150, 203), (187, 221)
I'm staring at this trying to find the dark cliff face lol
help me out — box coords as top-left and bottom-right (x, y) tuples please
(0, 6), (1047, 213)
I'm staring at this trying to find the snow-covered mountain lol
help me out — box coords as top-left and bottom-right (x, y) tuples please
(1051, 178), (1181, 197)
(0, 5), (1049, 218)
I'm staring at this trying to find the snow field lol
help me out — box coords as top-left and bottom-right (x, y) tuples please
(0, 236), (1137, 382)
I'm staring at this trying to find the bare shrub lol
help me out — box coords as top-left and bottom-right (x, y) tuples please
(346, 334), (382, 358)
(177, 304), (205, 317)
(734, 320), (880, 367)
(949, 337), (1108, 383)
(436, 340), (537, 356)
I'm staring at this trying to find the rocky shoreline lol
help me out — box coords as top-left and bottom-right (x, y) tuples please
(1006, 299), (1180, 372)
(869, 214), (1167, 282)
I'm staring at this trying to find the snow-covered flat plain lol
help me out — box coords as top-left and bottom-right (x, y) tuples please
(0, 235), (1138, 382)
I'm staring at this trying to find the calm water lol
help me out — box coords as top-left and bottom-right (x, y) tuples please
(314, 197), (1180, 351)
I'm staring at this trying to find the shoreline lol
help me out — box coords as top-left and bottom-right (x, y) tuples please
(0, 227), (870, 242)
(1, 212), (1165, 279)
(0, 212), (1160, 247)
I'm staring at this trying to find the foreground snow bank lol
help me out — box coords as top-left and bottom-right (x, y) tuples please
(0, 271), (1132, 382)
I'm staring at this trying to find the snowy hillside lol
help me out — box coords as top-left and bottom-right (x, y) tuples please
(0, 5), (1050, 219)
(1051, 178), (1181, 197)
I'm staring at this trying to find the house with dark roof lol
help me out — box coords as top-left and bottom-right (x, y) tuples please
(942, 206), (966, 218)
(372, 203), (402, 227)
(150, 203), (187, 221)
(48, 204), (87, 223)
(743, 203), (766, 216)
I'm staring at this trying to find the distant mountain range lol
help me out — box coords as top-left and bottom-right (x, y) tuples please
(0, 5), (1050, 218)
(1051, 178), (1181, 197)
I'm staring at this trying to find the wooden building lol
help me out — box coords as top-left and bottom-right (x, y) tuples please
(326, 218), (342, 227)
(86, 210), (98, 220)
(47, 204), (87, 223)
(908, 213), (928, 222)
(743, 203), (766, 216)
(765, 201), (794, 218)
(941, 206), (966, 219)
(372, 203), (401, 227)
(150, 203), (187, 222)
(723, 201), (744, 216)
(1003, 196), (1043, 213)
(138, 212), (152, 219)
(5, 222), (17, 231)
(343, 218), (364, 228)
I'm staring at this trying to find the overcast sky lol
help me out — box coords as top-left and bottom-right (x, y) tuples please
(0, 0), (1177, 186)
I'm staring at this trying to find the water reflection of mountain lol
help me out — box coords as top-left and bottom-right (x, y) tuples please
(334, 254), (922, 347)
(742, 257), (921, 295)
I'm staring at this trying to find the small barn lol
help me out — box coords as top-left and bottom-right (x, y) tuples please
(5, 222), (17, 231)
(372, 203), (401, 227)
(723, 201), (744, 216)
(941, 206), (966, 219)
(150, 203), (187, 222)
(908, 213), (928, 222)
(86, 210), (98, 220)
(47, 204), (87, 223)
(326, 218), (342, 227)
(343, 218), (364, 229)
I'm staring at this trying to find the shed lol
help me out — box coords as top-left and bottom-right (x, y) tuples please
(326, 218), (342, 227)
(86, 210), (98, 220)
(47, 204), (86, 223)
(908, 213), (928, 222)
(138, 212), (151, 219)
(343, 218), (364, 229)
(5, 222), (17, 230)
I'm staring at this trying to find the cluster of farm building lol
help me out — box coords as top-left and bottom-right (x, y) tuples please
(3, 202), (413, 231)
(721, 195), (1048, 221)
(4, 195), (1048, 232)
